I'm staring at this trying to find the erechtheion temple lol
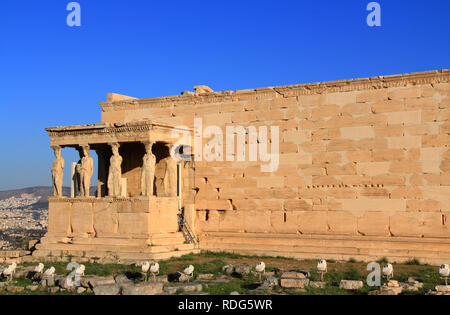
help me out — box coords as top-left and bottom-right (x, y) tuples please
(34, 70), (450, 265)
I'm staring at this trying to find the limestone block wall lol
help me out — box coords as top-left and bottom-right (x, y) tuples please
(100, 70), (450, 262)
(47, 197), (179, 239)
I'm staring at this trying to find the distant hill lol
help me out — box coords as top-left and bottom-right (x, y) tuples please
(0, 186), (68, 200)
(0, 186), (97, 209)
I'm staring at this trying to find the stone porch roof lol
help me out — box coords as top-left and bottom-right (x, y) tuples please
(46, 121), (192, 147)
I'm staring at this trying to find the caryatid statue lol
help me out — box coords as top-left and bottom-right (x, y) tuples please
(79, 145), (94, 197)
(107, 143), (122, 197)
(141, 142), (156, 197)
(51, 146), (65, 197)
(164, 145), (179, 197)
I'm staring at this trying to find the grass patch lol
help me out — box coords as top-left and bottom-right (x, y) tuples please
(378, 257), (389, 264)
(1, 252), (444, 295)
(405, 259), (421, 266)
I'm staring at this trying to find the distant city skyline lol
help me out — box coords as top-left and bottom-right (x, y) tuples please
(0, 0), (449, 190)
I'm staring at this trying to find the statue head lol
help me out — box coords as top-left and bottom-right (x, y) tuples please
(110, 143), (120, 155)
(82, 145), (90, 157)
(144, 142), (153, 154)
(52, 146), (62, 157)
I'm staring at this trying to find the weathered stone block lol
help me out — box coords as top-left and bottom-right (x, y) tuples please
(387, 87), (421, 100)
(280, 278), (310, 288)
(48, 202), (71, 235)
(339, 280), (363, 290)
(342, 199), (406, 212)
(218, 211), (245, 233)
(357, 212), (390, 236)
(283, 130), (311, 144)
(313, 152), (342, 164)
(269, 211), (298, 234)
(243, 211), (272, 233)
(327, 140), (356, 152)
(297, 211), (328, 234)
(298, 94), (326, 107)
(372, 99), (404, 113)
(422, 134), (448, 148)
(356, 89), (388, 102)
(436, 285), (450, 293)
(284, 200), (312, 211)
(373, 149), (404, 162)
(406, 97), (438, 110)
(388, 111), (421, 125)
(281, 271), (309, 279)
(121, 282), (164, 295)
(357, 162), (390, 176)
(345, 151), (372, 162)
(389, 161), (422, 174)
(326, 163), (356, 175)
(327, 91), (356, 105)
(341, 103), (372, 115)
(93, 201), (118, 236)
(118, 213), (148, 235)
(327, 211), (357, 235)
(360, 187), (389, 199)
(374, 125), (404, 137)
(422, 213), (449, 237)
(93, 284), (120, 295)
(390, 212), (422, 237)
(372, 175), (406, 186)
(388, 136), (421, 149)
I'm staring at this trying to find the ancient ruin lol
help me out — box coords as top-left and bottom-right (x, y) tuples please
(34, 70), (450, 265)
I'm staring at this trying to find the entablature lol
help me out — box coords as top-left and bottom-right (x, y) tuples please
(46, 121), (192, 148)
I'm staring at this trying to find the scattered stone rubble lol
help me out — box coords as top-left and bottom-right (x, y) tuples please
(222, 264), (252, 277)
(427, 285), (450, 296)
(309, 281), (326, 289)
(369, 279), (425, 295)
(0, 262), (435, 295)
(197, 273), (214, 280)
(280, 272), (310, 289)
(339, 280), (364, 290)
(0, 250), (31, 264)
(0, 265), (210, 295)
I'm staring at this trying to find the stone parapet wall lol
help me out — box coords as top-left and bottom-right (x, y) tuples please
(96, 70), (450, 263)
(0, 250), (32, 264)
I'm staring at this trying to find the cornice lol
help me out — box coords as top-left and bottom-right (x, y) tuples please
(99, 70), (449, 112)
(48, 196), (157, 203)
(46, 121), (191, 137)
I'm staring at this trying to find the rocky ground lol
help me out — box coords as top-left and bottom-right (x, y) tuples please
(0, 252), (448, 295)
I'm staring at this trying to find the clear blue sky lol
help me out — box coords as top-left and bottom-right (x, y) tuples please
(0, 0), (449, 190)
